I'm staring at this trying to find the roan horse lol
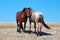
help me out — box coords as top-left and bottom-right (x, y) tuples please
(16, 8), (31, 33)
(29, 12), (51, 36)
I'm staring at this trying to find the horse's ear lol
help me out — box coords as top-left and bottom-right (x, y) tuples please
(28, 7), (32, 10)
(28, 8), (30, 9)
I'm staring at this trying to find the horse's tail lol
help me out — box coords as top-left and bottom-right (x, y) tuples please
(42, 20), (51, 29)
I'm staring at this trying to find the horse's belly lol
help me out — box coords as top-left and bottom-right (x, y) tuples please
(21, 19), (26, 22)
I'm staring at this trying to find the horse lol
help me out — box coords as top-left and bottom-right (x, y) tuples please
(16, 8), (31, 33)
(29, 12), (51, 36)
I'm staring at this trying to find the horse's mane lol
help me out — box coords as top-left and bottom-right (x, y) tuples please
(17, 8), (26, 13)
(22, 8), (26, 12)
(22, 8), (31, 12)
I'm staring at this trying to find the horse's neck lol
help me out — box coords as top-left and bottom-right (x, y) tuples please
(22, 10), (25, 13)
(22, 11), (27, 18)
(22, 11), (26, 15)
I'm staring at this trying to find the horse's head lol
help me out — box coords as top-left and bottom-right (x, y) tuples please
(23, 8), (32, 17)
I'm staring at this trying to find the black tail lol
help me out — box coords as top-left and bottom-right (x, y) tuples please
(42, 20), (51, 29)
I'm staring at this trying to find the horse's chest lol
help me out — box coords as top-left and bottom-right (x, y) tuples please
(21, 14), (26, 18)
(17, 14), (27, 21)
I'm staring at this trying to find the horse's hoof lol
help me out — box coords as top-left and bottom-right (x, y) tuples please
(19, 31), (21, 33)
(29, 32), (31, 34)
(40, 34), (42, 36)
(34, 32), (36, 34)
(29, 31), (31, 34)
(37, 34), (39, 36)
(17, 30), (19, 32)
(17, 30), (21, 33)
(29, 30), (32, 34)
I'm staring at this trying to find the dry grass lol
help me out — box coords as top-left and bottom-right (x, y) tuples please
(0, 22), (60, 28)
(0, 22), (60, 40)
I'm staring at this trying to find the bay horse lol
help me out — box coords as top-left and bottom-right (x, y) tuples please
(16, 8), (31, 33)
(29, 12), (51, 36)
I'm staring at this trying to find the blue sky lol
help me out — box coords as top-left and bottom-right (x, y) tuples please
(0, 0), (60, 22)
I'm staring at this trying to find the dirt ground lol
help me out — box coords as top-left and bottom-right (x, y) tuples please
(0, 22), (60, 40)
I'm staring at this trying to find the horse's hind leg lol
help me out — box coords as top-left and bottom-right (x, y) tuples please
(34, 22), (36, 33)
(36, 23), (39, 36)
(39, 23), (42, 36)
(37, 23), (42, 36)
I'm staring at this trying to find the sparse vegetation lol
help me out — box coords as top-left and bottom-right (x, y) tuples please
(0, 22), (60, 40)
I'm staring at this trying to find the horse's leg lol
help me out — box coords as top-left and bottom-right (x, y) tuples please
(36, 22), (42, 36)
(29, 21), (31, 34)
(24, 22), (26, 32)
(39, 22), (42, 36)
(34, 22), (36, 33)
(36, 23), (39, 36)
(20, 22), (23, 32)
(17, 20), (21, 32)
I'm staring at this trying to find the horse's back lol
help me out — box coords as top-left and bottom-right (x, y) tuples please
(31, 12), (39, 21)
(35, 12), (43, 15)
(31, 12), (43, 22)
(31, 12), (43, 17)
(16, 11), (22, 21)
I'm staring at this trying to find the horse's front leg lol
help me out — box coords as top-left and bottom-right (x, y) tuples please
(17, 21), (21, 33)
(24, 22), (26, 32)
(20, 22), (23, 32)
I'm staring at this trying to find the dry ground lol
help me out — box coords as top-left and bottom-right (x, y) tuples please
(0, 22), (60, 40)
